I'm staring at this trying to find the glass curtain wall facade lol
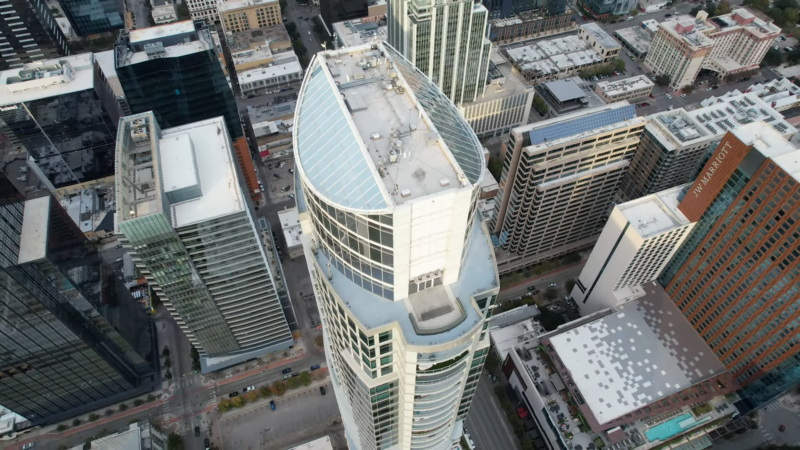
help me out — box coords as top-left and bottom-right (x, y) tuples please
(0, 169), (153, 425)
(320, 0), (367, 31)
(59, 0), (123, 36)
(115, 22), (242, 139)
(0, 89), (118, 188)
(0, 0), (70, 70)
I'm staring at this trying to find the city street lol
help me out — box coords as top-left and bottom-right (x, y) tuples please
(466, 375), (522, 450)
(283, 0), (324, 55)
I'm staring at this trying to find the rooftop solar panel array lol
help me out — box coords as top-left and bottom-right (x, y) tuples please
(528, 105), (636, 146)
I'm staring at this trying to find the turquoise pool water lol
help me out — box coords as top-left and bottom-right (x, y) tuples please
(646, 413), (698, 442)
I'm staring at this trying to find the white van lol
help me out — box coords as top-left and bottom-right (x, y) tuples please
(626, 16), (633, 20)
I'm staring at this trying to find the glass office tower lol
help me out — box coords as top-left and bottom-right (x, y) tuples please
(115, 21), (242, 139)
(0, 54), (120, 188)
(0, 155), (154, 426)
(59, 0), (124, 36)
(0, 0), (71, 70)
(320, 0), (367, 31)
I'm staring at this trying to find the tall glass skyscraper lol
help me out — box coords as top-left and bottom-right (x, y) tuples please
(115, 112), (293, 372)
(659, 122), (800, 412)
(115, 21), (242, 139)
(387, 0), (492, 105)
(0, 155), (155, 426)
(0, 0), (71, 70)
(0, 54), (121, 188)
(295, 42), (499, 450)
(59, 0), (123, 36)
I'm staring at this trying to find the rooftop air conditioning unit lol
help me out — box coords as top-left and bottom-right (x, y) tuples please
(131, 127), (149, 143)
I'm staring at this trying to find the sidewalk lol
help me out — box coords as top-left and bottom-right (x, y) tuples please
(500, 260), (585, 292)
(219, 371), (331, 422)
(216, 352), (309, 387)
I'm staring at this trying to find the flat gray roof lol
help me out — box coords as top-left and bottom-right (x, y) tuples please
(549, 282), (727, 424)
(544, 79), (586, 102)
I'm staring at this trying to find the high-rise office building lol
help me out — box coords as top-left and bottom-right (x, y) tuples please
(115, 21), (242, 139)
(659, 122), (800, 411)
(0, 0), (70, 70)
(0, 54), (121, 188)
(295, 42), (498, 450)
(387, 0), (492, 105)
(115, 112), (293, 372)
(60, 0), (124, 36)
(570, 184), (694, 315)
(320, 0), (367, 32)
(490, 102), (646, 274)
(0, 157), (155, 426)
(483, 0), (566, 19)
(619, 93), (797, 201)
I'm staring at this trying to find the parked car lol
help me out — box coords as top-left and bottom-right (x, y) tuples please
(311, 364), (321, 370)
(666, 94), (672, 99)
(779, 424), (786, 432)
(195, 426), (200, 437)
(282, 368), (292, 374)
(270, 400), (276, 411)
(228, 391), (239, 398)
(289, 194), (295, 199)
(527, 286), (536, 291)
(268, 164), (273, 169)
(242, 385), (255, 393)
(680, 94), (687, 98)
(320, 386), (326, 395)
(665, 13), (672, 17)
(288, 168), (294, 174)
(274, 173), (281, 178)
(22, 444), (35, 449)
(548, 283), (557, 287)
(204, 437), (210, 448)
(292, 372), (300, 377)
(282, 374), (290, 380)
(712, 85), (719, 89)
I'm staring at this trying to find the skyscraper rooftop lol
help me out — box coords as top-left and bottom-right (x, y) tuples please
(0, 54), (95, 104)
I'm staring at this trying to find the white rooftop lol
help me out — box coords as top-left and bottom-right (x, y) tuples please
(581, 22), (621, 49)
(734, 121), (800, 173)
(129, 20), (195, 43)
(160, 133), (199, 193)
(295, 43), (484, 210)
(288, 436), (334, 450)
(597, 75), (654, 97)
(617, 184), (690, 238)
(0, 54), (95, 106)
(218, 0), (277, 13)
(333, 20), (387, 48)
(94, 50), (118, 78)
(549, 282), (728, 424)
(128, 40), (210, 64)
(18, 196), (51, 265)
(278, 207), (302, 248)
(237, 59), (303, 84)
(506, 35), (604, 75)
(660, 15), (714, 48)
(159, 117), (244, 227)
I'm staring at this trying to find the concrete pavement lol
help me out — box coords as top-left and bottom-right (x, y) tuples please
(466, 375), (521, 450)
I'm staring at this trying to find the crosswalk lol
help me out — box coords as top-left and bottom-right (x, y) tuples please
(760, 426), (776, 445)
(763, 401), (784, 412)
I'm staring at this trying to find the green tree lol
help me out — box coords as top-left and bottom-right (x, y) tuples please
(164, 359), (171, 369)
(218, 398), (232, 412)
(785, 7), (799, 23)
(259, 385), (273, 397)
(788, 49), (800, 65)
(293, 40), (308, 56)
(88, 413), (99, 422)
(655, 74), (671, 87)
(273, 381), (287, 396)
(484, 350), (500, 373)
(763, 47), (784, 67)
(744, 0), (770, 11)
(539, 309), (566, 331)
(167, 432), (184, 450)
(57, 424), (68, 432)
(133, 399), (144, 407)
(176, 3), (190, 20)
(165, 371), (173, 380)
(612, 59), (626, 72)
(487, 156), (503, 181)
(682, 85), (694, 94)
(279, 0), (287, 9)
(191, 360), (201, 372)
(244, 391), (259, 402)
(231, 396), (245, 408)
(533, 96), (549, 116)
(286, 22), (297, 35)
(565, 278), (576, 293)
(631, 9), (638, 16)
(162, 346), (170, 358)
(544, 287), (558, 301)
(190, 346), (199, 361)
(774, 0), (798, 9)
(521, 440), (535, 450)
(72, 418), (82, 427)
(119, 403), (128, 411)
(287, 376), (301, 389)
(690, 5), (704, 15)
(105, 409), (114, 417)
(299, 371), (312, 386)
(715, 0), (732, 15)
(147, 394), (156, 402)
(705, 1), (718, 15)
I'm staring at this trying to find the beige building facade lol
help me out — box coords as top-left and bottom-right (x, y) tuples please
(218, 0), (282, 33)
(594, 75), (654, 102)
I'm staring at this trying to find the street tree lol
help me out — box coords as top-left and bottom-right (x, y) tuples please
(299, 371), (312, 386)
(167, 432), (184, 450)
(287, 376), (301, 389)
(682, 85), (694, 94)
(259, 385), (273, 397)
(218, 398), (232, 412)
(543, 287), (558, 301)
(655, 74), (671, 87)
(162, 346), (170, 358)
(273, 381), (287, 396)
(244, 391), (259, 403)
(763, 47), (784, 67)
(715, 0), (732, 15)
(231, 396), (245, 408)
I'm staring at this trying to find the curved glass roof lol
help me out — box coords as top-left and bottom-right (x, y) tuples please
(384, 44), (485, 185)
(295, 62), (389, 211)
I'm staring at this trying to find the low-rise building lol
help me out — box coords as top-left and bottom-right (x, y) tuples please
(502, 283), (739, 449)
(187, 0), (218, 22)
(489, 9), (576, 43)
(332, 19), (387, 48)
(614, 20), (659, 57)
(536, 79), (588, 113)
(637, 0), (668, 13)
(505, 33), (605, 84)
(288, 436), (334, 450)
(595, 75), (654, 102)
(152, 0), (177, 24)
(238, 54), (303, 95)
(747, 78), (800, 111)
(218, 0), (282, 34)
(458, 50), (535, 138)
(90, 421), (167, 449)
(278, 207), (303, 259)
(578, 22), (621, 63)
